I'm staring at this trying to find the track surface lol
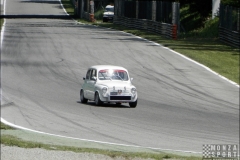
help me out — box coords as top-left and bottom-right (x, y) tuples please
(1, 0), (239, 152)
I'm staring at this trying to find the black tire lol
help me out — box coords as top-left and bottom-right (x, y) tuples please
(129, 99), (137, 108)
(95, 92), (103, 106)
(80, 89), (88, 103)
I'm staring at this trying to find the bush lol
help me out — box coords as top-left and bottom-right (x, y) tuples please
(94, 8), (104, 20)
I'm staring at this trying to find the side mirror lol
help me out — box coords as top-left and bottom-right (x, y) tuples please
(83, 77), (85, 80)
(92, 76), (97, 81)
(130, 78), (133, 81)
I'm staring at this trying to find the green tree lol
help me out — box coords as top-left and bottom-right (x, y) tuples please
(221, 0), (240, 7)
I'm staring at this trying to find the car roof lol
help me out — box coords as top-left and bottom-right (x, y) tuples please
(89, 65), (127, 71)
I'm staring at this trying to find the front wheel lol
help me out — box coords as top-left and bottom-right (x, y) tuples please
(129, 99), (137, 108)
(95, 92), (103, 106)
(80, 90), (88, 103)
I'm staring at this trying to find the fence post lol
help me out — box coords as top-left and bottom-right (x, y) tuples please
(152, 1), (156, 21)
(119, 0), (123, 17)
(177, 3), (180, 33)
(89, 0), (95, 22)
(238, 9), (240, 32)
(136, 0), (138, 19)
(172, 2), (180, 36)
(172, 24), (177, 40)
(229, 6), (232, 30)
(77, 0), (83, 18)
(86, 0), (89, 13)
(172, 2), (178, 25)
(74, 0), (78, 16)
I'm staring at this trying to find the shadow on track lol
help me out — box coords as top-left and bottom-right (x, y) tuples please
(0, 15), (72, 19)
(20, 0), (60, 4)
(77, 101), (132, 108)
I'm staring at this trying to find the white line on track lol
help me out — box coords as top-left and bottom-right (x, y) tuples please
(164, 47), (239, 88)
(59, 0), (69, 16)
(123, 31), (239, 88)
(0, 0), (6, 47)
(1, 0), (6, 105)
(0, 118), (201, 154)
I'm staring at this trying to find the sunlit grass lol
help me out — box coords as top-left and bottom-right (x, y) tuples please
(94, 8), (104, 20)
(61, 0), (74, 16)
(1, 134), (202, 160)
(1, 122), (15, 130)
(0, 18), (3, 29)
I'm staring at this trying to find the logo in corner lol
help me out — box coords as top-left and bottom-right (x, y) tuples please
(202, 144), (238, 160)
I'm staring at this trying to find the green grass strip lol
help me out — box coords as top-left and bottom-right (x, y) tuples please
(1, 122), (15, 130)
(1, 134), (201, 160)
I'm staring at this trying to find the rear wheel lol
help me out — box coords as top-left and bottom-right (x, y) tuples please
(95, 92), (103, 106)
(129, 99), (137, 108)
(80, 90), (88, 103)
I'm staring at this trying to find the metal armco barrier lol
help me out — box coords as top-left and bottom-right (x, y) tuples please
(83, 12), (89, 21)
(114, 16), (177, 39)
(219, 4), (239, 48)
(219, 27), (240, 48)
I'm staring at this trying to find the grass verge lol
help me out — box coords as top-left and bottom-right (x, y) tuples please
(1, 122), (15, 130)
(1, 124), (201, 160)
(0, 17), (4, 31)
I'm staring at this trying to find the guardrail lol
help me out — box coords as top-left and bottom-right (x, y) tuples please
(82, 11), (90, 20)
(114, 16), (177, 39)
(82, 12), (95, 22)
(219, 27), (240, 48)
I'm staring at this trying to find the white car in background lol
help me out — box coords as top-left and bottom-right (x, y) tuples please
(80, 65), (137, 108)
(102, 5), (114, 22)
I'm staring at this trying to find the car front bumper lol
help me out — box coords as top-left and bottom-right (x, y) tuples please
(103, 16), (114, 21)
(100, 91), (137, 103)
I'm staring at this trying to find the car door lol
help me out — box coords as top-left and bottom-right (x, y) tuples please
(88, 69), (97, 100)
(84, 69), (91, 99)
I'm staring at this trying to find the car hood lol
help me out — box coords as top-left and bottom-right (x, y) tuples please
(97, 81), (134, 89)
(104, 12), (114, 16)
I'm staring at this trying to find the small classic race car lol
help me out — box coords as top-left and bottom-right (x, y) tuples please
(80, 65), (137, 108)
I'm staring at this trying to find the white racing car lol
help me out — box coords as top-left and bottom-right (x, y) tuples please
(80, 65), (137, 108)
(102, 5), (114, 22)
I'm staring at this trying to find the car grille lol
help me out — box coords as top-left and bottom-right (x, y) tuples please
(110, 96), (131, 100)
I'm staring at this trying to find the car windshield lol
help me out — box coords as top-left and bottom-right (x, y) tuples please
(98, 69), (128, 81)
(105, 7), (114, 12)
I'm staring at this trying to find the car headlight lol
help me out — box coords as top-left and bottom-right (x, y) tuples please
(102, 87), (108, 95)
(131, 88), (137, 95)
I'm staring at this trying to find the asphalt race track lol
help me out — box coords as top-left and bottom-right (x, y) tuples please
(1, 0), (239, 153)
